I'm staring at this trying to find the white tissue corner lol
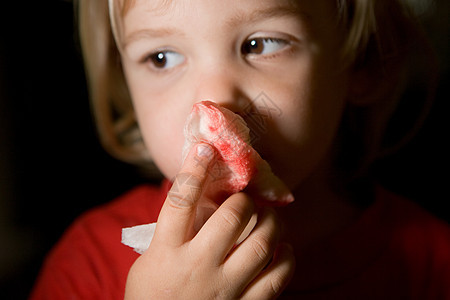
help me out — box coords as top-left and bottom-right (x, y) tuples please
(121, 223), (157, 254)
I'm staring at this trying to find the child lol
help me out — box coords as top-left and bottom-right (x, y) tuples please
(31, 0), (450, 299)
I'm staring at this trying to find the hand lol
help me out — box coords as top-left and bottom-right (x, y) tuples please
(124, 143), (295, 299)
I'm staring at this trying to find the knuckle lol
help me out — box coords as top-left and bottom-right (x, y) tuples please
(267, 272), (284, 298)
(251, 234), (271, 261)
(221, 206), (244, 229)
(167, 192), (195, 208)
(168, 173), (203, 208)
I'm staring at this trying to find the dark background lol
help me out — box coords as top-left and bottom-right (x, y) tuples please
(0, 0), (449, 299)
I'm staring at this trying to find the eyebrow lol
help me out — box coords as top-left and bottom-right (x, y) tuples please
(226, 6), (310, 28)
(123, 27), (186, 49)
(122, 5), (309, 50)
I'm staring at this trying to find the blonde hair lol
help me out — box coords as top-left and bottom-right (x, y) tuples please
(78, 0), (156, 172)
(76, 0), (436, 178)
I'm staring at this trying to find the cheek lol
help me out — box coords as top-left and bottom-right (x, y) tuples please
(124, 65), (197, 179)
(134, 99), (187, 179)
(258, 60), (348, 188)
(146, 123), (182, 178)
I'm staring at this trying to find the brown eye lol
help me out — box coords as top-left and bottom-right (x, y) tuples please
(151, 52), (167, 68)
(241, 38), (288, 56)
(145, 51), (185, 70)
(242, 39), (264, 54)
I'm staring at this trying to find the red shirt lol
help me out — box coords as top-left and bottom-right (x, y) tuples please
(30, 181), (450, 299)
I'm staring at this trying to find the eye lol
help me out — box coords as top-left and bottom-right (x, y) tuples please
(144, 51), (185, 70)
(241, 38), (289, 56)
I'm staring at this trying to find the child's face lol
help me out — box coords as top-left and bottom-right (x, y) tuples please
(120, 0), (350, 189)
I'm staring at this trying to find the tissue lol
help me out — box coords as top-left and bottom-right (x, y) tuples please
(121, 101), (293, 254)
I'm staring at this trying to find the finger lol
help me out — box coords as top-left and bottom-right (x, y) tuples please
(223, 208), (280, 290)
(191, 192), (256, 263)
(153, 143), (215, 247)
(240, 243), (296, 300)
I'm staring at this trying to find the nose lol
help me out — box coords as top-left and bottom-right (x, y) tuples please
(192, 64), (250, 114)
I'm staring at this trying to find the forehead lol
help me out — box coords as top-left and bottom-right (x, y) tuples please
(118, 0), (184, 17)
(118, 0), (307, 17)
(113, 0), (340, 49)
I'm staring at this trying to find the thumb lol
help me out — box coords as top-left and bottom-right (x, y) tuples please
(153, 143), (215, 247)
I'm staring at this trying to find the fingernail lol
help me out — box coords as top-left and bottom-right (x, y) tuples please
(197, 144), (213, 158)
